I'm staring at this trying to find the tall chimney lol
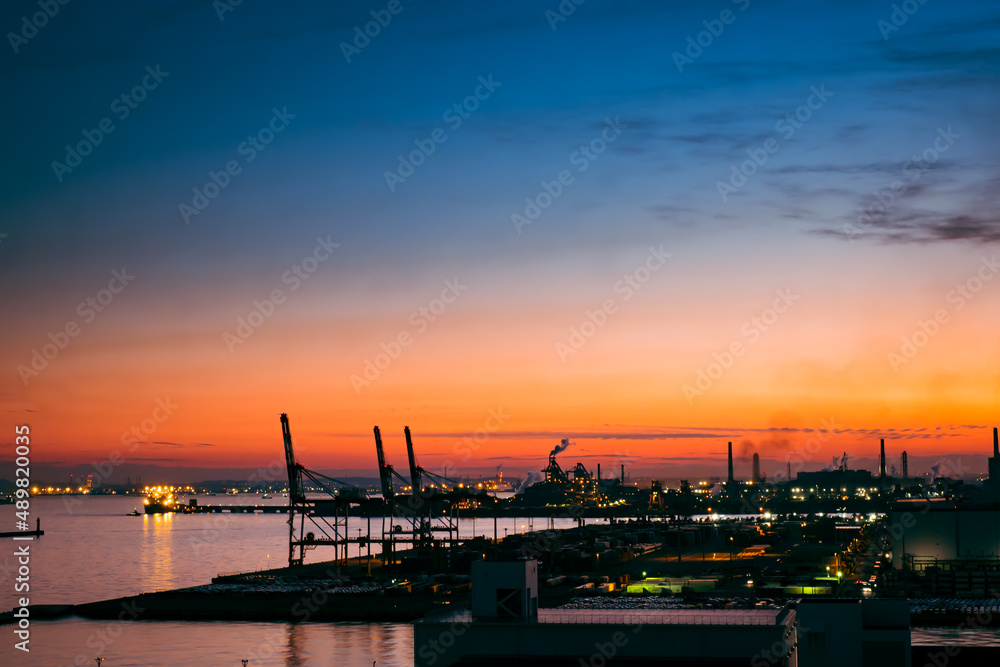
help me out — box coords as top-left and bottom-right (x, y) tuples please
(728, 442), (734, 483)
(994, 427), (998, 457)
(752, 453), (761, 483)
(787, 461), (792, 482)
(621, 464), (625, 484)
(879, 439), (886, 480)
(901, 451), (908, 480)
(597, 463), (601, 480)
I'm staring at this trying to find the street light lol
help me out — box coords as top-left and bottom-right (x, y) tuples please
(95, 659), (105, 667)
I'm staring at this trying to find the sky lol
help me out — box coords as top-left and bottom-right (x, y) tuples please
(2, 0), (999, 484)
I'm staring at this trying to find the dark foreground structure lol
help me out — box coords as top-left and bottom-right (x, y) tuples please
(414, 559), (916, 666)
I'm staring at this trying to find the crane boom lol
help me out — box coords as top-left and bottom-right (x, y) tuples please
(280, 413), (303, 503)
(374, 426), (394, 501)
(404, 426), (422, 493)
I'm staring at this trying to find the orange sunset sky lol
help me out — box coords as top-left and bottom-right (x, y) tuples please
(3, 2), (999, 482)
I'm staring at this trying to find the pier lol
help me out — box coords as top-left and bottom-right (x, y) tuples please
(0, 518), (43, 538)
(168, 504), (289, 514)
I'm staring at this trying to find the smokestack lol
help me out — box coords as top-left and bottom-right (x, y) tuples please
(994, 427), (998, 457)
(879, 439), (886, 480)
(597, 463), (601, 480)
(752, 453), (761, 483)
(728, 442), (734, 483)
(787, 461), (792, 483)
(621, 464), (625, 484)
(901, 451), (908, 480)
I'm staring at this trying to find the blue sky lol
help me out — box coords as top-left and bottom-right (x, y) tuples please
(2, 0), (1000, 477)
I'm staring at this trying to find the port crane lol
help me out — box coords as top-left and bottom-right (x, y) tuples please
(374, 425), (481, 565)
(281, 413), (379, 567)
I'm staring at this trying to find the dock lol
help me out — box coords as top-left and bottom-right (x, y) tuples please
(0, 529), (43, 538)
(0, 518), (43, 538)
(171, 504), (289, 514)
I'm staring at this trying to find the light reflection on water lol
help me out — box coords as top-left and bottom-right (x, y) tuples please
(0, 495), (592, 609)
(19, 618), (1000, 667)
(7, 497), (1000, 664)
(19, 618), (413, 667)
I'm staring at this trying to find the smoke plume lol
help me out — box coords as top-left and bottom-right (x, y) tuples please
(515, 471), (544, 494)
(551, 438), (572, 456)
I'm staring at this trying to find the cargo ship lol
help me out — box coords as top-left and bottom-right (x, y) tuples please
(143, 492), (176, 514)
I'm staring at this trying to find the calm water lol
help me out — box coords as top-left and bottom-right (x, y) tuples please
(912, 627), (1000, 647)
(0, 495), (584, 665)
(0, 495), (582, 609)
(1, 496), (995, 665)
(16, 618), (413, 666)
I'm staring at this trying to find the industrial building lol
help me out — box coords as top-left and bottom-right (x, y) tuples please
(796, 599), (911, 667)
(790, 469), (879, 501)
(413, 560), (911, 666)
(889, 501), (1000, 573)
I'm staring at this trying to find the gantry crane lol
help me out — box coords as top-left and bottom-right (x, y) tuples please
(282, 413), (378, 567)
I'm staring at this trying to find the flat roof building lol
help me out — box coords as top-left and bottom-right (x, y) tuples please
(415, 560), (912, 666)
(416, 559), (797, 666)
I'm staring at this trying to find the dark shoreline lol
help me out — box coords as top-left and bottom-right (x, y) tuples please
(7, 594), (1000, 627)
(3, 590), (456, 624)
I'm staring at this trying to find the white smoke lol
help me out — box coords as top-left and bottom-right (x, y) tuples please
(929, 463), (942, 483)
(515, 471), (544, 494)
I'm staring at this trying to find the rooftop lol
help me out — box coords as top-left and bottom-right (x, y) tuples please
(423, 607), (793, 627)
